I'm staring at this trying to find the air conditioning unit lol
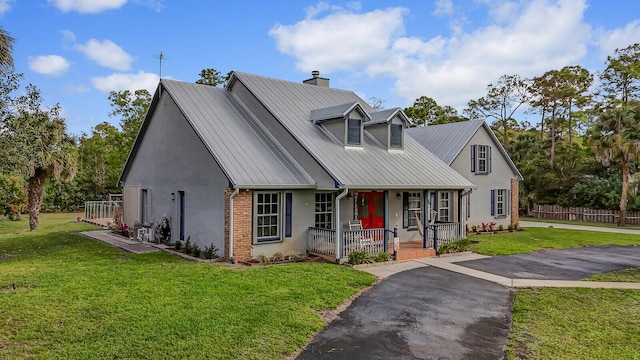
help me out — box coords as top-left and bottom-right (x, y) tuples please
(137, 227), (154, 242)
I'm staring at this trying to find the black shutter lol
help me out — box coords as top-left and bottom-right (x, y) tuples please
(285, 193), (292, 237)
(471, 145), (476, 173)
(490, 189), (495, 216)
(489, 146), (492, 173)
(402, 192), (409, 228)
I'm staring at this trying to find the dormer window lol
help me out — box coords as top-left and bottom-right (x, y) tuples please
(390, 124), (403, 148)
(347, 118), (362, 146)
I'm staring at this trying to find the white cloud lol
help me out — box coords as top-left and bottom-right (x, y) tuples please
(91, 71), (159, 93)
(132, 0), (163, 12)
(433, 0), (453, 16)
(270, 7), (408, 73)
(270, 0), (592, 108)
(28, 55), (71, 76)
(0, 0), (13, 16)
(49, 0), (127, 13)
(596, 20), (640, 60)
(60, 29), (76, 42)
(77, 39), (134, 71)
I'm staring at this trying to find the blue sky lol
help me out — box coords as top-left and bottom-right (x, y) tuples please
(2, 0), (640, 136)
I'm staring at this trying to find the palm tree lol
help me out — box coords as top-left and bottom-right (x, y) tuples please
(588, 105), (640, 226)
(1, 85), (78, 230)
(0, 26), (15, 70)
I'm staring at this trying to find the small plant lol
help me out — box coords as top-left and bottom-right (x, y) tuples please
(438, 238), (471, 254)
(481, 222), (496, 232)
(255, 253), (268, 263)
(507, 224), (514, 232)
(374, 251), (391, 262)
(271, 251), (283, 262)
(204, 243), (219, 259)
(471, 225), (477, 233)
(286, 250), (298, 261)
(174, 240), (182, 250)
(348, 250), (374, 265)
(184, 236), (192, 254)
(497, 224), (504, 231)
(192, 245), (201, 258)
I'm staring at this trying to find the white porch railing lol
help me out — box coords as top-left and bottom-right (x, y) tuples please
(342, 228), (386, 258)
(308, 227), (387, 259)
(308, 227), (336, 257)
(426, 222), (462, 250)
(84, 201), (123, 222)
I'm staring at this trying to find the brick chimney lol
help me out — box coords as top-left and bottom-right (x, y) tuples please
(302, 70), (329, 87)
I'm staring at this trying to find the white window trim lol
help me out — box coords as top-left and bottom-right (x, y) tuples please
(253, 191), (283, 244)
(314, 192), (334, 229)
(438, 191), (452, 222)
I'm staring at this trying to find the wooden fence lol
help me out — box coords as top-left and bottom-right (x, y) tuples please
(531, 204), (640, 225)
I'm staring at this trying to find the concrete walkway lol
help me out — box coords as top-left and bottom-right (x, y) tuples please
(362, 251), (640, 289)
(80, 230), (160, 254)
(519, 220), (640, 234)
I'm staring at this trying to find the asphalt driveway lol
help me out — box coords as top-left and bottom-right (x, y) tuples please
(458, 245), (640, 280)
(297, 266), (513, 360)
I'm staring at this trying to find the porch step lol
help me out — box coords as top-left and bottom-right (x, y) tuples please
(394, 247), (436, 261)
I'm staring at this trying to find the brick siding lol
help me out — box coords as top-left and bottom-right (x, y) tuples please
(511, 178), (519, 225)
(225, 188), (253, 262)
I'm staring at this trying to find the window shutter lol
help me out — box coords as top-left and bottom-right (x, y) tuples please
(471, 145), (476, 172)
(285, 193), (292, 237)
(466, 193), (470, 219)
(402, 192), (409, 228)
(506, 190), (511, 215)
(347, 118), (361, 145)
(489, 146), (492, 173)
(490, 189), (495, 216)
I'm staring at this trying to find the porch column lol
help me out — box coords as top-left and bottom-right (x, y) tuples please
(458, 189), (463, 237)
(335, 188), (349, 262)
(384, 190), (389, 248)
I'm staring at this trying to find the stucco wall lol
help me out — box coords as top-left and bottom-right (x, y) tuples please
(121, 91), (228, 251)
(451, 128), (518, 227)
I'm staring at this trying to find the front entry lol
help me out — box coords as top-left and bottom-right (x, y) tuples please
(358, 192), (384, 229)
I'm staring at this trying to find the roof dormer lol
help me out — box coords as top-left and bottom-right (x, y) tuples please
(365, 108), (412, 151)
(310, 102), (370, 148)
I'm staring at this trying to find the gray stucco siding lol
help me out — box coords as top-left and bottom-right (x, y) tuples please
(121, 92), (228, 251)
(452, 128), (516, 228)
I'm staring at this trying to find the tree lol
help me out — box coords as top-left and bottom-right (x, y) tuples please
(404, 96), (465, 126)
(599, 43), (640, 107)
(0, 172), (26, 220)
(465, 74), (529, 149)
(0, 84), (78, 230)
(588, 106), (640, 226)
(0, 26), (15, 70)
(195, 68), (231, 87)
(108, 89), (151, 159)
(77, 122), (124, 200)
(369, 96), (385, 111)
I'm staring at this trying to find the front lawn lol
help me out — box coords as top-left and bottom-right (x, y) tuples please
(585, 267), (640, 282)
(0, 214), (376, 359)
(507, 287), (640, 359)
(469, 227), (640, 256)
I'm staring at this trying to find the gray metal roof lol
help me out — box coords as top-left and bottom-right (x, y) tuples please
(309, 102), (365, 123)
(231, 72), (475, 189)
(407, 120), (523, 180)
(159, 79), (316, 188)
(367, 108), (409, 126)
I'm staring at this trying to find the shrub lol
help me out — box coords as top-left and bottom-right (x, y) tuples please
(271, 251), (283, 262)
(174, 240), (182, 250)
(348, 250), (374, 265)
(438, 238), (471, 254)
(255, 254), (268, 263)
(471, 225), (478, 232)
(497, 224), (504, 231)
(204, 243), (219, 259)
(184, 236), (192, 254)
(192, 245), (201, 258)
(374, 251), (391, 262)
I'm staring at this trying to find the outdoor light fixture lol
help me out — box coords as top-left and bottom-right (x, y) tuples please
(397, 192), (401, 200)
(171, 193), (175, 201)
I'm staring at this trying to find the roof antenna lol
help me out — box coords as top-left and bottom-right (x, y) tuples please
(154, 51), (165, 79)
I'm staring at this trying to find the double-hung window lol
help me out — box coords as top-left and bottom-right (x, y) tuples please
(347, 118), (361, 146)
(255, 192), (281, 243)
(390, 124), (403, 149)
(314, 193), (333, 229)
(403, 192), (421, 229)
(438, 191), (451, 222)
(471, 145), (491, 174)
(491, 189), (509, 217)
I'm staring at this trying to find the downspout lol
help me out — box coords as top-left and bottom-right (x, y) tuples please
(460, 189), (472, 237)
(229, 187), (240, 264)
(334, 187), (349, 262)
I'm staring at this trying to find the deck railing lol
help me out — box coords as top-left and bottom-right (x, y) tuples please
(84, 201), (123, 223)
(425, 222), (462, 250)
(308, 227), (388, 259)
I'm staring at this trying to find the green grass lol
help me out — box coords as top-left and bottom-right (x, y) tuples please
(507, 287), (640, 359)
(469, 227), (640, 256)
(585, 267), (640, 282)
(0, 214), (376, 359)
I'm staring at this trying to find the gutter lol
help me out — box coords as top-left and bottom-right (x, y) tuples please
(229, 187), (240, 264)
(334, 187), (349, 262)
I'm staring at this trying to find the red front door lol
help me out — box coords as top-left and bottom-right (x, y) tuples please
(358, 192), (384, 229)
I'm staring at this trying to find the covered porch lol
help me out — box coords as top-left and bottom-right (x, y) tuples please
(307, 188), (466, 262)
